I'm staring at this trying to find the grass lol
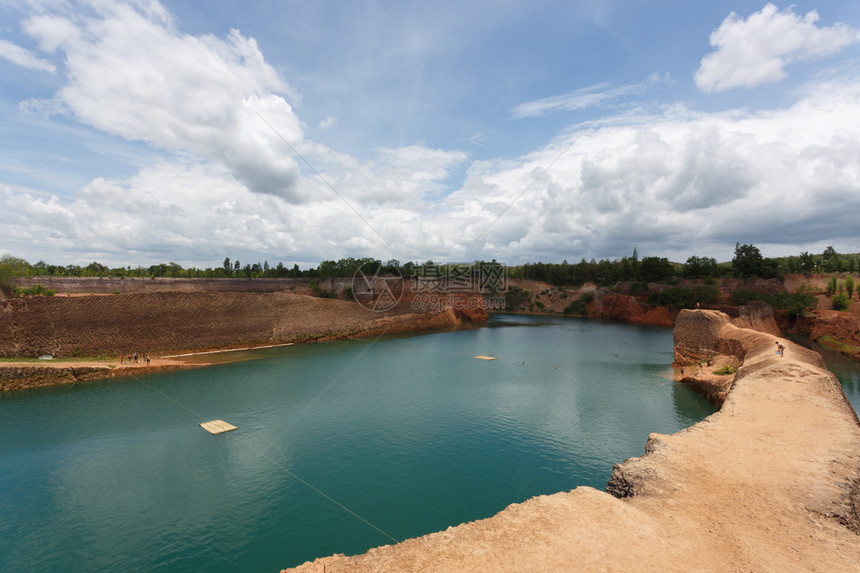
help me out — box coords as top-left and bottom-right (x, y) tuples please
(817, 335), (860, 354)
(712, 365), (737, 376)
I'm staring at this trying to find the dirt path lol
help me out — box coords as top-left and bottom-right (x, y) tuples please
(285, 310), (860, 572)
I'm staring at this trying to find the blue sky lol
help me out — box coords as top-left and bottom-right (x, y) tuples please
(1, 1), (860, 268)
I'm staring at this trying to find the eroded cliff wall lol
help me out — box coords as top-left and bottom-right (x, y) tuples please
(0, 291), (465, 358)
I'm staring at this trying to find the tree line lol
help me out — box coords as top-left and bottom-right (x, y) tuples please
(1, 244), (857, 287)
(511, 244), (860, 287)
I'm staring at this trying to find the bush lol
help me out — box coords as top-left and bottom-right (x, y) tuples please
(827, 276), (837, 296)
(0, 263), (14, 297)
(309, 280), (337, 299)
(15, 284), (55, 297)
(846, 276), (855, 299)
(832, 292), (851, 311)
(729, 289), (816, 318)
(713, 365), (736, 376)
(563, 300), (588, 316)
(504, 287), (531, 311)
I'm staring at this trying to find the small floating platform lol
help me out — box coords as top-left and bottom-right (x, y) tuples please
(475, 355), (497, 360)
(199, 419), (237, 434)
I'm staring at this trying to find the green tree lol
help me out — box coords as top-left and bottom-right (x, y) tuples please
(683, 255), (718, 278)
(0, 261), (14, 297)
(798, 251), (815, 273)
(827, 276), (838, 296)
(821, 246), (846, 272)
(832, 292), (851, 311)
(845, 276), (855, 299)
(732, 243), (764, 277)
(638, 257), (673, 282)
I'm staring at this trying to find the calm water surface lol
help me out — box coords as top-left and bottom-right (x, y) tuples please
(810, 342), (860, 414)
(1, 315), (716, 572)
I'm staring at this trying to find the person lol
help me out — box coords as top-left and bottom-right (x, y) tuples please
(777, 343), (785, 357)
(145, 354), (151, 366)
(695, 302), (700, 310)
(680, 366), (685, 378)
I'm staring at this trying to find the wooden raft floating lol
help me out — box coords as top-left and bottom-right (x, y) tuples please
(474, 355), (497, 360)
(199, 419), (237, 434)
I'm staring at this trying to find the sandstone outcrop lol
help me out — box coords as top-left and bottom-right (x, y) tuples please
(284, 309), (860, 572)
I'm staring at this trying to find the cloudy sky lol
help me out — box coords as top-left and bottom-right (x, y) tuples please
(1, 0), (859, 268)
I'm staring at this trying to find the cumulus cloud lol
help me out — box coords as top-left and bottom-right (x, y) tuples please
(432, 77), (860, 262)
(0, 38), (56, 72)
(5, 73), (860, 267)
(695, 3), (860, 93)
(3, 1), (860, 268)
(20, 0), (306, 201)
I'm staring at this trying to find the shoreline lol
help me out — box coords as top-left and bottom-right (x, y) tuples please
(283, 309), (860, 572)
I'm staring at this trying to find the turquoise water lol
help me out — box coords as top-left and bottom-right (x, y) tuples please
(810, 342), (860, 414)
(0, 315), (715, 572)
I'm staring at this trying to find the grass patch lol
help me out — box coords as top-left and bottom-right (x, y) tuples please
(712, 365), (737, 376)
(817, 335), (860, 354)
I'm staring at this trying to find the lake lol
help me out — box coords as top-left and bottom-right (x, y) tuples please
(1, 314), (719, 571)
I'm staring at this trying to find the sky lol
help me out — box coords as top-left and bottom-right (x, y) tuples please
(1, 0), (860, 269)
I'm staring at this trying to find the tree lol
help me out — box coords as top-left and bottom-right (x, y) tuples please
(822, 246), (844, 272)
(832, 292), (851, 311)
(0, 261), (14, 297)
(638, 257), (673, 283)
(683, 255), (717, 278)
(223, 257), (231, 273)
(845, 276), (855, 299)
(798, 251), (815, 273)
(732, 243), (764, 277)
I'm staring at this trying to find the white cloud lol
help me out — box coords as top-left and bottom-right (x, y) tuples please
(3, 1), (860, 268)
(5, 74), (860, 267)
(431, 76), (860, 262)
(318, 116), (337, 129)
(695, 3), (860, 93)
(21, 1), (306, 201)
(512, 74), (664, 118)
(0, 38), (56, 72)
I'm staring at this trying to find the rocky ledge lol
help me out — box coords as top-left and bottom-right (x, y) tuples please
(285, 308), (860, 572)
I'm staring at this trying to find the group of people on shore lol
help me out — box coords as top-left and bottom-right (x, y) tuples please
(120, 352), (151, 366)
